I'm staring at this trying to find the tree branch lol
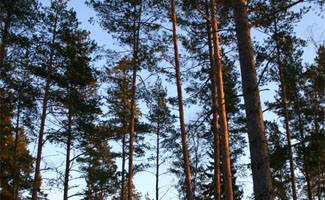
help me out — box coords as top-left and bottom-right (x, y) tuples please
(250, 0), (304, 28)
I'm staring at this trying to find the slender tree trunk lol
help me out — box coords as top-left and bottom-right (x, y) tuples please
(128, 35), (136, 200)
(294, 95), (313, 200)
(121, 132), (126, 200)
(128, 2), (142, 199)
(12, 97), (21, 200)
(205, 2), (220, 199)
(313, 87), (323, 200)
(87, 179), (91, 200)
(156, 113), (160, 200)
(0, 90), (5, 186)
(191, 131), (199, 196)
(231, 0), (273, 199)
(274, 20), (297, 200)
(210, 1), (233, 199)
(313, 86), (322, 197)
(32, 11), (58, 200)
(170, 1), (194, 199)
(121, 71), (128, 200)
(63, 106), (73, 200)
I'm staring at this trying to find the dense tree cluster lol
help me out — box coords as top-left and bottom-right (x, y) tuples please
(0, 0), (323, 199)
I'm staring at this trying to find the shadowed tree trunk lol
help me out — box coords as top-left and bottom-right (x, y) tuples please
(32, 10), (58, 200)
(63, 105), (73, 200)
(156, 112), (160, 200)
(273, 19), (297, 200)
(170, 0), (194, 199)
(231, 0), (273, 199)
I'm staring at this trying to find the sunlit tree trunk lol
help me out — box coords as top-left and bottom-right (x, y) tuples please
(274, 20), (297, 200)
(121, 132), (126, 200)
(128, 1), (142, 199)
(170, 0), (194, 199)
(210, 1), (234, 199)
(32, 11), (58, 200)
(205, 1), (220, 199)
(231, 0), (274, 199)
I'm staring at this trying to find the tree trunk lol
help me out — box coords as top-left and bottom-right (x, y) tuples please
(63, 106), (73, 200)
(170, 0), (194, 199)
(87, 179), (91, 200)
(128, 2), (142, 199)
(231, 0), (274, 199)
(121, 132), (126, 200)
(274, 20), (297, 200)
(156, 112), (160, 200)
(210, 1), (234, 199)
(205, 2), (220, 199)
(32, 11), (58, 200)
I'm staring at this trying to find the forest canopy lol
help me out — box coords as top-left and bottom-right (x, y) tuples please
(0, 0), (324, 200)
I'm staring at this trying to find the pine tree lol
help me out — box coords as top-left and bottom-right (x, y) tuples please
(173, 0), (246, 198)
(86, 1), (149, 198)
(0, 0), (39, 77)
(48, 22), (100, 199)
(31, 1), (82, 198)
(145, 77), (176, 200)
(231, 0), (274, 199)
(170, 0), (194, 198)
(0, 0), (39, 199)
(105, 58), (150, 200)
(301, 45), (325, 199)
(265, 121), (291, 200)
(77, 126), (119, 200)
(254, 3), (304, 197)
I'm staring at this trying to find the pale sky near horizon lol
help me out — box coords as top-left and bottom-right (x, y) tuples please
(36, 0), (324, 199)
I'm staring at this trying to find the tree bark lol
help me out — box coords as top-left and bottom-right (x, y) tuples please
(274, 20), (297, 200)
(210, 1), (234, 199)
(231, 0), (274, 199)
(170, 0), (194, 199)
(31, 10), (58, 200)
(63, 106), (73, 200)
(205, 2), (220, 199)
(121, 132), (126, 200)
(128, 1), (142, 199)
(156, 111), (160, 200)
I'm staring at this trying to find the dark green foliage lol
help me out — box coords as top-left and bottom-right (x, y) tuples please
(265, 121), (291, 200)
(0, 0), (39, 76)
(0, 0), (40, 198)
(105, 58), (150, 159)
(77, 132), (119, 199)
(300, 45), (325, 199)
